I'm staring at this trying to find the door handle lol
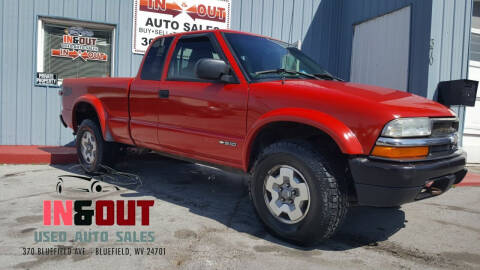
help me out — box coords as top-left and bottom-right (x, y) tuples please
(158, 90), (169, 98)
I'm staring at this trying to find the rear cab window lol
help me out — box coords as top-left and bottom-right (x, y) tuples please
(140, 37), (174, 81)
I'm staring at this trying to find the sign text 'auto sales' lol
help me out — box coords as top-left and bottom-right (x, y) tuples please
(132, 0), (231, 54)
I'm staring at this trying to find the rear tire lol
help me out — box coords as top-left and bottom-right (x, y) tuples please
(76, 119), (118, 173)
(250, 141), (348, 246)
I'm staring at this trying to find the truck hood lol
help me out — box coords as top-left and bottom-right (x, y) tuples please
(282, 80), (454, 118)
(248, 79), (455, 155)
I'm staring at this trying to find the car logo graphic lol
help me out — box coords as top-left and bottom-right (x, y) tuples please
(55, 165), (142, 197)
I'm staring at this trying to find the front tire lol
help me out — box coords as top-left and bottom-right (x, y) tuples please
(76, 119), (117, 173)
(250, 141), (348, 246)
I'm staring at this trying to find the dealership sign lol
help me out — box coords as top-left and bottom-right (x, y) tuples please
(51, 29), (108, 62)
(132, 0), (231, 54)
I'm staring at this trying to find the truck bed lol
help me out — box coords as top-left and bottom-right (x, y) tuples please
(61, 77), (134, 144)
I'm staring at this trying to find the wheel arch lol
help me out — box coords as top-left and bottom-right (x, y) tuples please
(72, 95), (113, 141)
(243, 108), (364, 171)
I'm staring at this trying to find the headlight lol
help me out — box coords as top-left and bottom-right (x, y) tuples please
(381, 117), (431, 138)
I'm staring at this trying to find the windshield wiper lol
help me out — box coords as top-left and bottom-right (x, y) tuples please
(254, 69), (320, 80)
(314, 73), (344, 81)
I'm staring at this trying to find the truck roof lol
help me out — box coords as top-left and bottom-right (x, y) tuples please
(159, 29), (260, 37)
(151, 29), (278, 44)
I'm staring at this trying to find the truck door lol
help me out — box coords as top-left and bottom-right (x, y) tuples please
(158, 33), (247, 168)
(129, 37), (173, 148)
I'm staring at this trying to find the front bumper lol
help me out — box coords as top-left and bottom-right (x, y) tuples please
(348, 151), (467, 207)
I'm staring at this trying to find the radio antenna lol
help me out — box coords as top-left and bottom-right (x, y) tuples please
(288, 0), (295, 44)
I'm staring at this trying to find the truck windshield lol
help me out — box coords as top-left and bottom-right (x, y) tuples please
(224, 33), (333, 81)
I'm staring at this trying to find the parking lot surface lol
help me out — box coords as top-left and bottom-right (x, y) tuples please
(0, 155), (479, 270)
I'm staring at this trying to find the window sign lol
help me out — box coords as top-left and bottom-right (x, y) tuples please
(36, 18), (115, 87)
(132, 0), (232, 54)
(51, 32), (108, 62)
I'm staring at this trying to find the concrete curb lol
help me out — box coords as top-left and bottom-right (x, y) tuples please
(457, 172), (480, 187)
(0, 145), (77, 164)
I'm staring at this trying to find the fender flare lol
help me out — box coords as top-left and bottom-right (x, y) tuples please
(243, 108), (364, 170)
(72, 94), (112, 141)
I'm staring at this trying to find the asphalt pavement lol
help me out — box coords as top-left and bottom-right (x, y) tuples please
(0, 154), (479, 270)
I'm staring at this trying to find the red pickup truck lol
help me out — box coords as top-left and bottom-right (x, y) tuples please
(60, 30), (467, 245)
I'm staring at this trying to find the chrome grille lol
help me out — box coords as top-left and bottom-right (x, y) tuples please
(429, 118), (459, 157)
(430, 143), (457, 156)
(374, 118), (460, 161)
(431, 118), (459, 137)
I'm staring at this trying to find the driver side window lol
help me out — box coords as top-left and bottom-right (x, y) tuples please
(167, 36), (220, 81)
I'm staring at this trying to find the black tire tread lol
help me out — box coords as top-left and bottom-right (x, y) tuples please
(250, 140), (348, 245)
(76, 119), (118, 173)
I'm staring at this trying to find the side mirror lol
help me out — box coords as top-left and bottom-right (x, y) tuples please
(195, 58), (235, 83)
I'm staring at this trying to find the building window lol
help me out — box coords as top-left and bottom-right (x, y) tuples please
(474, 1), (480, 17)
(36, 17), (115, 87)
(471, 33), (480, 63)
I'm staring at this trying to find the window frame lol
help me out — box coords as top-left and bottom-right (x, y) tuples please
(35, 16), (116, 88)
(165, 33), (236, 83)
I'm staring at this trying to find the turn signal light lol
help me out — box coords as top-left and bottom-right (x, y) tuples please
(371, 146), (429, 160)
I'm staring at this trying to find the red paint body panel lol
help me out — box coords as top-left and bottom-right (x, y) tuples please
(245, 80), (453, 160)
(61, 30), (455, 172)
(62, 77), (134, 145)
(129, 79), (163, 146)
(156, 80), (247, 166)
